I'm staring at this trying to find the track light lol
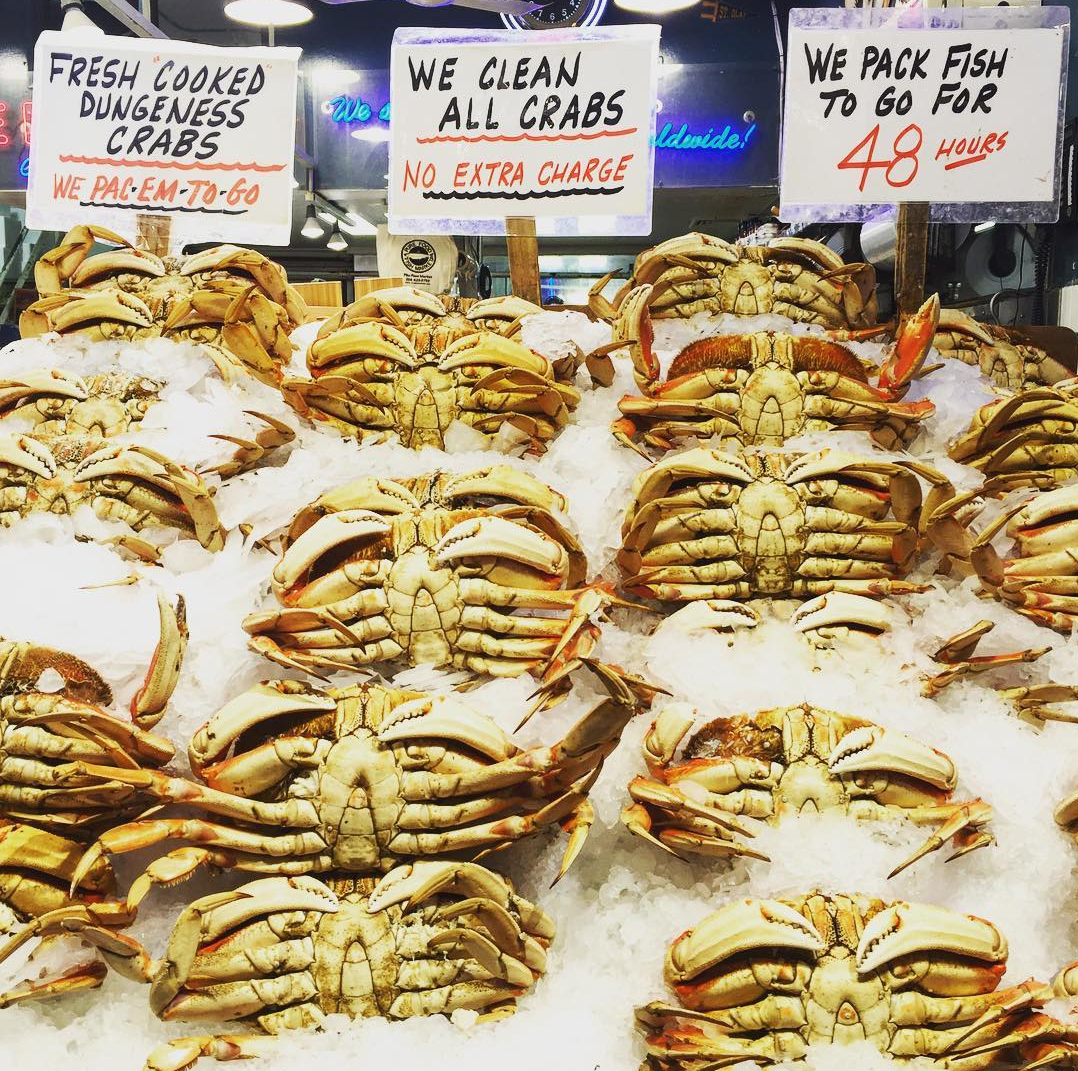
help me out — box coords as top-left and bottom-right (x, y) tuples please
(301, 203), (325, 239)
(326, 223), (348, 252)
(224, 0), (313, 27)
(60, 0), (105, 34)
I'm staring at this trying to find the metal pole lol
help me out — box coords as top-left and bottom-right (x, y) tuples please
(89, 0), (167, 37)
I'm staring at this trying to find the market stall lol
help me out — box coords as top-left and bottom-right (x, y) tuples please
(2, 2), (1078, 1071)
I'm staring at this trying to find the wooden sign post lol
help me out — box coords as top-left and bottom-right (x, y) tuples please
(894, 202), (929, 320)
(136, 213), (172, 258)
(505, 217), (541, 306)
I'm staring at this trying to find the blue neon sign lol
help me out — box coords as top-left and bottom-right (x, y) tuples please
(652, 121), (756, 154)
(327, 94), (390, 125)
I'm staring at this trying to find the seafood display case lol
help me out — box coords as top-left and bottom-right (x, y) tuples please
(5, 219), (1078, 1071)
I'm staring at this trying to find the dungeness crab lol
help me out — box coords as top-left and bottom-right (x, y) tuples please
(283, 287), (605, 453)
(243, 466), (604, 679)
(933, 310), (1069, 392)
(637, 893), (1078, 1068)
(0, 597), (182, 1006)
(19, 225), (307, 386)
(70, 661), (656, 899)
(591, 233), (878, 329)
(622, 703), (991, 877)
(88, 865), (554, 1070)
(618, 447), (945, 603)
(930, 478), (1078, 632)
(610, 294), (939, 453)
(948, 379), (1078, 486)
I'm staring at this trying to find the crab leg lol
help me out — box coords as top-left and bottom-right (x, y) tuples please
(142, 1035), (276, 1071)
(203, 413), (295, 479)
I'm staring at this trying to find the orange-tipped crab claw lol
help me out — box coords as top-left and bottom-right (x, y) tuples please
(878, 293), (941, 395)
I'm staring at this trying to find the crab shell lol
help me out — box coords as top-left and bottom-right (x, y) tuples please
(599, 233), (878, 329)
(243, 466), (599, 678)
(618, 447), (940, 603)
(637, 892), (1077, 1069)
(623, 703), (992, 877)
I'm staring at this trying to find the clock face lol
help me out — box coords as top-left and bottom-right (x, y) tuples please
(501, 0), (607, 30)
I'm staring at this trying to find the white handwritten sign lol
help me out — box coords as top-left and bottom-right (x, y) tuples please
(780, 9), (1068, 220)
(27, 32), (300, 245)
(388, 26), (659, 235)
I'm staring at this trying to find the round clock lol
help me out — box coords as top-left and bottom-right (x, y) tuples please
(500, 0), (607, 30)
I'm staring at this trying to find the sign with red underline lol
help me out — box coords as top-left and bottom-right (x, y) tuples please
(388, 26), (660, 236)
(27, 32), (300, 245)
(780, 8), (1069, 222)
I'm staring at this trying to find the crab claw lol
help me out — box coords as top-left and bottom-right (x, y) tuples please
(434, 515), (568, 578)
(378, 693), (515, 761)
(792, 592), (893, 645)
(829, 724), (957, 790)
(878, 293), (941, 395)
(272, 510), (391, 592)
(0, 434), (58, 481)
(661, 600), (761, 635)
(856, 901), (1006, 974)
(613, 284), (660, 385)
(130, 592), (188, 729)
(667, 898), (825, 984)
(0, 369), (89, 420)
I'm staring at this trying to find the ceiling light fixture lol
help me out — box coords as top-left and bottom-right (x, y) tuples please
(974, 221), (997, 234)
(326, 223), (348, 252)
(60, 0), (105, 35)
(223, 0), (314, 27)
(613, 0), (697, 13)
(301, 202), (325, 239)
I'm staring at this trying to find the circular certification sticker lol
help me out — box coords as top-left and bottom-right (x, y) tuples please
(401, 239), (437, 274)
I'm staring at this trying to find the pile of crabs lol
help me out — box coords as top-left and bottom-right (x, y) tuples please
(5, 224), (1078, 1071)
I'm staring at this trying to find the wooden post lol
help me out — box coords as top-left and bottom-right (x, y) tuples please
(136, 213), (172, 257)
(894, 202), (929, 320)
(505, 216), (541, 306)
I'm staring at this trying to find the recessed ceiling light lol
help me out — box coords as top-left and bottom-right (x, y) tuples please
(224, 0), (313, 28)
